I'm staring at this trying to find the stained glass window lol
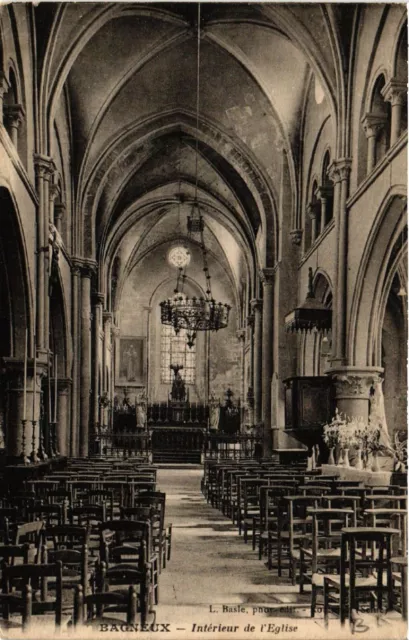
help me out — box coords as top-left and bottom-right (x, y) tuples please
(160, 324), (196, 384)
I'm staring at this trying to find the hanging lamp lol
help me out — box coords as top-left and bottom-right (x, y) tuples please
(159, 4), (231, 348)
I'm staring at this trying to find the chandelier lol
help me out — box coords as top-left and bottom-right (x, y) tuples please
(284, 267), (332, 334)
(159, 4), (231, 349)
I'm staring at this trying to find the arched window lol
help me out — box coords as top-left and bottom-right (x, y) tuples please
(161, 324), (196, 384)
(395, 23), (408, 135)
(370, 75), (391, 165)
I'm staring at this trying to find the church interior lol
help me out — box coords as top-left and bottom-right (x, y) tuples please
(0, 2), (407, 636)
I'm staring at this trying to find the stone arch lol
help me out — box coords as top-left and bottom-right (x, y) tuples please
(300, 270), (332, 377)
(81, 111), (278, 269)
(0, 187), (31, 357)
(349, 188), (407, 367)
(49, 270), (69, 379)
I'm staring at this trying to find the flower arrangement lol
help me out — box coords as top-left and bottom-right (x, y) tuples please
(354, 420), (381, 454)
(393, 431), (408, 472)
(322, 408), (344, 448)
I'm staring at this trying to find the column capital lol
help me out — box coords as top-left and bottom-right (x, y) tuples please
(57, 377), (72, 394)
(236, 329), (246, 342)
(328, 366), (384, 400)
(250, 298), (263, 313)
(259, 266), (278, 285)
(3, 103), (25, 130)
(327, 158), (352, 184)
(361, 112), (387, 139)
(381, 78), (407, 106)
(92, 291), (105, 306)
(34, 154), (55, 179)
(316, 185), (333, 201)
(290, 229), (303, 246)
(103, 311), (113, 325)
(72, 257), (97, 278)
(111, 324), (120, 337)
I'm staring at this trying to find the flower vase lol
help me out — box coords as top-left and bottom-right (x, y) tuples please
(343, 448), (350, 468)
(355, 448), (363, 470)
(337, 448), (344, 467)
(327, 447), (335, 465)
(372, 451), (381, 472)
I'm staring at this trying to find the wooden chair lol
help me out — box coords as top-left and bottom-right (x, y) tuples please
(0, 508), (20, 544)
(299, 508), (354, 616)
(323, 527), (400, 628)
(14, 521), (44, 564)
(390, 556), (407, 621)
(278, 496), (319, 583)
(26, 503), (64, 527)
(1, 561), (63, 629)
(99, 519), (158, 606)
(74, 583), (139, 627)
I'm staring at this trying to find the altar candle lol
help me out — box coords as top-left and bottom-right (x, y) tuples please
(23, 329), (27, 420)
(54, 355), (58, 422)
(32, 334), (36, 420)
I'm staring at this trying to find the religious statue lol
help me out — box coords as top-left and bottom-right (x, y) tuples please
(135, 390), (147, 429)
(170, 364), (186, 402)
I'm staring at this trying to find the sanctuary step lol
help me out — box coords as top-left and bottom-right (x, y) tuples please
(152, 450), (202, 464)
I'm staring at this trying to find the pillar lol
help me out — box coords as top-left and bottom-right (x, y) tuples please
(34, 155), (55, 355)
(2, 358), (45, 460)
(71, 262), (81, 456)
(56, 378), (72, 456)
(361, 114), (386, 175)
(328, 159), (351, 365)
(79, 263), (94, 457)
(307, 203), (317, 245)
(236, 329), (246, 416)
(260, 269), (275, 455)
(3, 104), (25, 147)
(331, 367), (383, 423)
(317, 186), (332, 233)
(382, 79), (407, 146)
(250, 299), (262, 425)
(92, 293), (104, 430)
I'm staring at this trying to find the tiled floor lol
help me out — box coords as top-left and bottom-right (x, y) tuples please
(155, 469), (406, 640)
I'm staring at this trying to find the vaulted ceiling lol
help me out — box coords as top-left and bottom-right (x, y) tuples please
(38, 2), (348, 304)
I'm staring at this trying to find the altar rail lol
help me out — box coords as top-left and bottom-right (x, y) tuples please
(92, 429), (152, 461)
(204, 433), (263, 460)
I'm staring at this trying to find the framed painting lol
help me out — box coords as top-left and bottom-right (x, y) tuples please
(116, 336), (146, 386)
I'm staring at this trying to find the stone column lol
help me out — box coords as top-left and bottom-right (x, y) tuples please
(34, 155), (55, 355)
(382, 79), (407, 146)
(54, 203), (65, 235)
(0, 72), (10, 121)
(92, 292), (104, 432)
(328, 159), (351, 365)
(361, 114), (386, 175)
(236, 329), (246, 409)
(331, 367), (383, 423)
(79, 264), (94, 457)
(71, 263), (81, 456)
(307, 203), (317, 245)
(260, 269), (275, 455)
(250, 299), (263, 425)
(2, 358), (45, 460)
(56, 378), (72, 456)
(3, 104), (25, 147)
(317, 186), (332, 233)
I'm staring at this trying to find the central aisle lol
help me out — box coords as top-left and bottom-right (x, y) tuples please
(154, 468), (326, 640)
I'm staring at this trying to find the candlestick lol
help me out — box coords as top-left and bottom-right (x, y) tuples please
(23, 329), (27, 421)
(54, 354), (58, 423)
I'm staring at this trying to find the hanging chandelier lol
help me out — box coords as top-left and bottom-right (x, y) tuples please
(159, 4), (231, 349)
(284, 267), (332, 334)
